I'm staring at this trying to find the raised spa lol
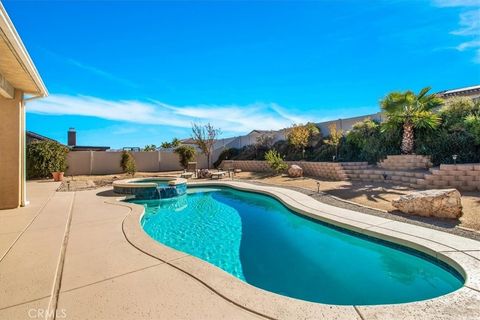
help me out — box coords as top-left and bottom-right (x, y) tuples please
(113, 177), (187, 199)
(132, 186), (464, 305)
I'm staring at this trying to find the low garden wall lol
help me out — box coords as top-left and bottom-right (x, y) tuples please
(420, 164), (480, 191)
(220, 160), (369, 180)
(222, 159), (480, 191)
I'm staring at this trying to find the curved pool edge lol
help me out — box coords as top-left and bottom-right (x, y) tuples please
(111, 181), (480, 320)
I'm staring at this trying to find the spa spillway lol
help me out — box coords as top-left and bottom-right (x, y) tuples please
(113, 177), (187, 199)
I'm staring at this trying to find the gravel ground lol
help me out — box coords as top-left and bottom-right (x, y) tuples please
(245, 180), (480, 241)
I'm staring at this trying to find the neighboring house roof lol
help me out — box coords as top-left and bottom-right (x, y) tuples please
(250, 130), (267, 134)
(0, 2), (47, 97)
(248, 129), (279, 135)
(179, 138), (196, 145)
(71, 146), (110, 151)
(26, 131), (60, 143)
(27, 131), (110, 151)
(437, 85), (480, 98)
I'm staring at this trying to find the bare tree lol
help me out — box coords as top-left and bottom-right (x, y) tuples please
(255, 133), (274, 149)
(191, 123), (221, 169)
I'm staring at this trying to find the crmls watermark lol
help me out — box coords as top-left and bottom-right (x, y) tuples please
(28, 308), (67, 319)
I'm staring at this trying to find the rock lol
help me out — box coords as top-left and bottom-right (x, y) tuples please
(197, 169), (212, 179)
(288, 165), (303, 178)
(392, 189), (462, 219)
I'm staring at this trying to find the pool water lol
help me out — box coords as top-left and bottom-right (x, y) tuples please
(133, 187), (463, 305)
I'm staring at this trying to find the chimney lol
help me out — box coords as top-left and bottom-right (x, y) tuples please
(68, 128), (76, 146)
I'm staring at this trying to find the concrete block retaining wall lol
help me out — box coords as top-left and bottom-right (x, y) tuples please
(419, 164), (480, 191)
(222, 160), (480, 191)
(220, 160), (369, 180)
(378, 155), (432, 170)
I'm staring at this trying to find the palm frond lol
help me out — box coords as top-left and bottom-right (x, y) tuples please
(411, 111), (441, 129)
(417, 87), (431, 100)
(421, 95), (444, 111)
(380, 92), (407, 113)
(380, 114), (404, 132)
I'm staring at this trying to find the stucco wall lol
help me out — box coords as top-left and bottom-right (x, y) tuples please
(316, 113), (384, 136)
(66, 151), (92, 175)
(158, 152), (182, 172)
(91, 152), (123, 175)
(0, 90), (22, 209)
(66, 151), (214, 175)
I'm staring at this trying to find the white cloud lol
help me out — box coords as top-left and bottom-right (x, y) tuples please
(66, 58), (139, 88)
(432, 0), (479, 7)
(26, 94), (309, 133)
(457, 39), (480, 50)
(451, 9), (480, 36)
(432, 1), (480, 64)
(41, 48), (138, 88)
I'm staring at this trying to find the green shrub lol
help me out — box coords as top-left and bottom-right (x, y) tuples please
(415, 128), (479, 165)
(213, 148), (240, 168)
(414, 97), (480, 165)
(271, 140), (303, 161)
(264, 149), (287, 174)
(312, 144), (337, 161)
(26, 140), (69, 179)
(120, 151), (136, 176)
(465, 114), (480, 145)
(340, 119), (401, 163)
(174, 145), (196, 168)
(439, 97), (480, 129)
(143, 144), (157, 151)
(230, 145), (258, 160)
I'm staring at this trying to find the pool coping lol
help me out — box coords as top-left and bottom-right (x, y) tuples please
(111, 180), (480, 320)
(112, 176), (187, 188)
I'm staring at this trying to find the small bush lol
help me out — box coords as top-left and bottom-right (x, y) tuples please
(26, 140), (69, 179)
(265, 149), (287, 174)
(174, 145), (196, 168)
(121, 151), (136, 176)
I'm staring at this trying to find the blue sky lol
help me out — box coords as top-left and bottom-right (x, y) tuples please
(4, 0), (480, 148)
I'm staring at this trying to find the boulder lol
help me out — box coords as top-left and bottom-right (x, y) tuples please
(392, 189), (462, 219)
(288, 165), (303, 178)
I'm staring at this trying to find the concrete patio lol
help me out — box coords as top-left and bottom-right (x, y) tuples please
(0, 181), (261, 319)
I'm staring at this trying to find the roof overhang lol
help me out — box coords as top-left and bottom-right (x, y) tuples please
(0, 2), (47, 98)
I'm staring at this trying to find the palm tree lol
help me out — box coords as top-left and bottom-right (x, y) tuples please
(381, 87), (443, 154)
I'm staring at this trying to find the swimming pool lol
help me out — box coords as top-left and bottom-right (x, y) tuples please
(132, 186), (463, 305)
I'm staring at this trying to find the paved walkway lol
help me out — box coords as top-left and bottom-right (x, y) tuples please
(0, 181), (261, 320)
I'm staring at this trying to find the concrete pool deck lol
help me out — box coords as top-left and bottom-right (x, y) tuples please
(1, 180), (479, 319)
(0, 181), (261, 319)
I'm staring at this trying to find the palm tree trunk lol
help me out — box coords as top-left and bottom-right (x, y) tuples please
(401, 121), (414, 154)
